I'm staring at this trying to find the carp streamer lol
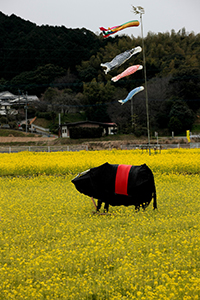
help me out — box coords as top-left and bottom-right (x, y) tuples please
(100, 20), (139, 38)
(118, 86), (144, 105)
(111, 65), (143, 82)
(100, 46), (142, 74)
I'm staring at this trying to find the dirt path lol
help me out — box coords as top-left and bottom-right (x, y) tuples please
(0, 137), (56, 143)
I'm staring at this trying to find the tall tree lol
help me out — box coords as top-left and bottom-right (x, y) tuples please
(10, 64), (66, 95)
(168, 100), (195, 133)
(83, 79), (115, 121)
(169, 67), (200, 110)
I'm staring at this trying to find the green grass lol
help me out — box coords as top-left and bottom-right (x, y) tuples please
(33, 118), (52, 128)
(0, 129), (37, 137)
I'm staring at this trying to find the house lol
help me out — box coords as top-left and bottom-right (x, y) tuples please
(59, 121), (117, 138)
(9, 94), (39, 104)
(0, 92), (14, 115)
(0, 91), (16, 100)
(0, 91), (39, 116)
(0, 91), (39, 102)
(0, 101), (11, 116)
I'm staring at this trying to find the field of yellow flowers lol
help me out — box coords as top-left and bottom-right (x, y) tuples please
(0, 149), (200, 299)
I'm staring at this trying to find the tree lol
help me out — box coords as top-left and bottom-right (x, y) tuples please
(54, 90), (79, 115)
(42, 87), (60, 104)
(53, 68), (79, 91)
(10, 64), (66, 96)
(169, 68), (200, 110)
(0, 78), (9, 92)
(168, 100), (195, 133)
(107, 100), (131, 133)
(168, 116), (182, 134)
(83, 79), (115, 121)
(0, 12), (102, 80)
(156, 99), (174, 129)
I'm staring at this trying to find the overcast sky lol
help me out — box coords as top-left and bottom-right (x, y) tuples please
(1, 0), (200, 37)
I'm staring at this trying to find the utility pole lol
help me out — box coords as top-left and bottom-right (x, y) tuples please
(24, 92), (28, 133)
(132, 6), (151, 154)
(131, 98), (134, 128)
(18, 89), (21, 114)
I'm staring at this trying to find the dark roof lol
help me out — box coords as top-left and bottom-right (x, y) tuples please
(61, 121), (117, 127)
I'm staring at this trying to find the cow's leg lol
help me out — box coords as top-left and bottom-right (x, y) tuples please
(135, 205), (140, 212)
(97, 199), (102, 212)
(104, 202), (109, 213)
(142, 201), (150, 210)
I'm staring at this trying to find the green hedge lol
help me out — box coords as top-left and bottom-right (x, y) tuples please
(36, 112), (56, 120)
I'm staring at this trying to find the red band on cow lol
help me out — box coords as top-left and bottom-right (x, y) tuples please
(115, 164), (132, 195)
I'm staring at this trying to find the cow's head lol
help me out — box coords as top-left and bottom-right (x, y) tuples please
(72, 169), (95, 197)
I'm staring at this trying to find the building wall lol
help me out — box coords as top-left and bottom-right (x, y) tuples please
(77, 124), (99, 128)
(61, 126), (69, 138)
(61, 123), (117, 138)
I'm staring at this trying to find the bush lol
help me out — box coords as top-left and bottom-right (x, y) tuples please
(0, 116), (7, 124)
(168, 116), (182, 134)
(36, 112), (55, 120)
(49, 123), (58, 134)
(134, 129), (142, 137)
(8, 121), (17, 129)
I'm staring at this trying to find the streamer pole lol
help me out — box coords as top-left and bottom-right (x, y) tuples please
(132, 6), (151, 154)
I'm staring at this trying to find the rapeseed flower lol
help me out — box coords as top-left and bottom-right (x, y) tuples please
(0, 149), (199, 299)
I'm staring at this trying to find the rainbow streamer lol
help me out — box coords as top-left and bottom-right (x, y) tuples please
(100, 20), (139, 38)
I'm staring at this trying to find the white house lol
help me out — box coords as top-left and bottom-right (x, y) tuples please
(0, 91), (39, 116)
(59, 121), (117, 138)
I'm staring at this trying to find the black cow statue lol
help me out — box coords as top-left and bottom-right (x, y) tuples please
(72, 163), (157, 212)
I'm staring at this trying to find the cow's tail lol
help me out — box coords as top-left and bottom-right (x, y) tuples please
(152, 179), (157, 210)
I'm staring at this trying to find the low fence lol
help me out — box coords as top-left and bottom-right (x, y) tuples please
(0, 145), (88, 153)
(190, 143), (200, 148)
(120, 143), (192, 150)
(0, 143), (199, 154)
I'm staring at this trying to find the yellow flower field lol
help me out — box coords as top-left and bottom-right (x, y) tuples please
(0, 148), (200, 176)
(0, 149), (200, 299)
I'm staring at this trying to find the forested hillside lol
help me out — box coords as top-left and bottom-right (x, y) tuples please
(0, 12), (200, 135)
(0, 12), (106, 79)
